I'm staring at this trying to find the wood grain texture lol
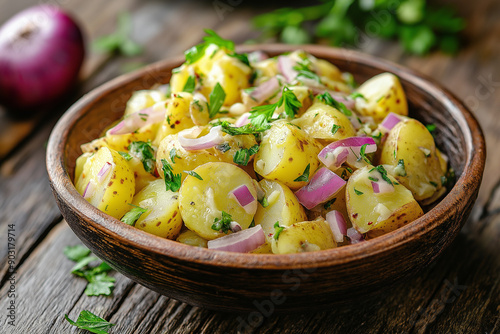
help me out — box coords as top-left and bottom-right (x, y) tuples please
(0, 0), (499, 332)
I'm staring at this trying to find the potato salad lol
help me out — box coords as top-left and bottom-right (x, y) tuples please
(74, 30), (453, 254)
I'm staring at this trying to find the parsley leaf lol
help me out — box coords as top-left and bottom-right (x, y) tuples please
(233, 145), (260, 166)
(293, 59), (321, 83)
(184, 29), (240, 65)
(396, 159), (407, 176)
(331, 124), (341, 135)
(211, 211), (233, 233)
(316, 92), (352, 116)
(85, 273), (116, 297)
(349, 92), (366, 100)
(92, 13), (142, 57)
(323, 198), (336, 210)
(209, 83), (226, 118)
(121, 204), (147, 226)
(118, 151), (132, 161)
(294, 163), (311, 182)
(184, 170), (203, 180)
(63, 245), (91, 262)
(182, 75), (196, 93)
(426, 124), (437, 132)
(203, 28), (235, 51)
(65, 310), (115, 334)
(228, 52), (250, 66)
(214, 120), (270, 136)
(161, 159), (182, 192)
(358, 143), (371, 163)
(216, 142), (231, 153)
(169, 148), (180, 163)
(369, 165), (394, 186)
(258, 196), (269, 208)
(249, 86), (302, 127)
(273, 221), (284, 240)
(354, 187), (364, 195)
(128, 141), (155, 173)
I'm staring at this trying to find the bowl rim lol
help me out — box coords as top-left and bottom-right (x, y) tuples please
(47, 44), (486, 270)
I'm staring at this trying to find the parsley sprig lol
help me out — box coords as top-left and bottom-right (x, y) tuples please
(92, 13), (142, 57)
(211, 211), (233, 233)
(128, 141), (155, 174)
(121, 204), (147, 226)
(249, 86), (302, 127)
(161, 159), (182, 192)
(294, 163), (311, 182)
(65, 310), (115, 334)
(316, 92), (352, 116)
(234, 145), (260, 166)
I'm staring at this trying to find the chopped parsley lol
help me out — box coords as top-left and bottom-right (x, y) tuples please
(121, 204), (148, 226)
(169, 148), (180, 163)
(258, 196), (269, 208)
(118, 151), (132, 161)
(208, 82), (226, 118)
(316, 92), (352, 116)
(228, 52), (250, 66)
(273, 221), (284, 240)
(430, 181), (438, 187)
(426, 124), (437, 133)
(161, 159), (181, 192)
(233, 144), (260, 166)
(357, 143), (371, 163)
(354, 188), (364, 195)
(323, 198), (336, 210)
(396, 159), (407, 176)
(182, 75), (196, 93)
(249, 86), (302, 127)
(215, 120), (270, 136)
(369, 165), (393, 186)
(128, 141), (155, 173)
(331, 124), (341, 135)
(216, 142), (231, 153)
(211, 211), (233, 233)
(184, 170), (203, 180)
(294, 163), (311, 182)
(249, 219), (256, 228)
(65, 310), (115, 334)
(63, 245), (91, 262)
(349, 92), (366, 100)
(368, 176), (379, 182)
(293, 58), (321, 83)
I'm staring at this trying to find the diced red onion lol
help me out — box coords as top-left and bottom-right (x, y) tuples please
(379, 112), (402, 132)
(318, 137), (377, 168)
(319, 146), (350, 170)
(83, 181), (95, 199)
(97, 162), (112, 183)
(347, 227), (365, 244)
(108, 107), (165, 135)
(178, 125), (224, 151)
(295, 167), (346, 210)
(235, 113), (251, 127)
(207, 225), (265, 253)
(371, 180), (394, 194)
(277, 56), (297, 83)
(230, 221), (242, 233)
(250, 77), (280, 104)
(326, 210), (347, 243)
(230, 184), (257, 215)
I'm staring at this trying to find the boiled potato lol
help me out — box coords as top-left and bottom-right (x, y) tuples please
(292, 102), (356, 142)
(354, 73), (408, 122)
(75, 147), (135, 219)
(178, 162), (257, 240)
(127, 156), (157, 193)
(346, 165), (423, 238)
(251, 242), (273, 254)
(272, 219), (336, 254)
(131, 179), (182, 239)
(254, 120), (322, 190)
(154, 92), (195, 145)
(379, 119), (445, 202)
(253, 58), (278, 81)
(314, 58), (343, 82)
(177, 229), (208, 248)
(75, 152), (92, 182)
(124, 89), (166, 116)
(254, 179), (307, 242)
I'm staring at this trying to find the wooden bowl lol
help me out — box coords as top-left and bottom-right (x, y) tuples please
(46, 45), (486, 313)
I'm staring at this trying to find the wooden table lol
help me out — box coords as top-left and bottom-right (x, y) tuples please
(0, 0), (499, 333)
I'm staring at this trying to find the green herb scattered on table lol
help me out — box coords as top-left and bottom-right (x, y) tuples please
(252, 0), (465, 55)
(65, 310), (115, 334)
(93, 12), (142, 56)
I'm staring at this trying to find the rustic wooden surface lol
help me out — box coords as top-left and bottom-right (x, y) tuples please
(0, 0), (498, 333)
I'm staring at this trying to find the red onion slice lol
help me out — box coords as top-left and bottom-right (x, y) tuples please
(83, 181), (95, 199)
(277, 56), (297, 83)
(347, 227), (365, 244)
(230, 221), (242, 233)
(230, 184), (257, 215)
(97, 162), (112, 183)
(379, 112), (402, 133)
(235, 113), (251, 127)
(295, 167), (346, 210)
(250, 77), (280, 104)
(207, 225), (266, 253)
(178, 125), (224, 151)
(318, 137), (377, 168)
(108, 107), (165, 135)
(326, 210), (347, 243)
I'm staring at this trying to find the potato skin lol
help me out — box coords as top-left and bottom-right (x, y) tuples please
(345, 166), (423, 238)
(131, 179), (182, 239)
(254, 179), (307, 242)
(272, 219), (336, 254)
(379, 119), (445, 202)
(254, 121), (322, 190)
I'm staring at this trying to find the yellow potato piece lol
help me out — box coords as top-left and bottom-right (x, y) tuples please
(254, 179), (307, 242)
(272, 219), (336, 254)
(254, 121), (322, 190)
(131, 179), (182, 239)
(75, 147), (135, 219)
(355, 73), (408, 122)
(177, 230), (208, 248)
(346, 166), (423, 238)
(154, 92), (195, 145)
(178, 162), (257, 240)
(124, 89), (166, 116)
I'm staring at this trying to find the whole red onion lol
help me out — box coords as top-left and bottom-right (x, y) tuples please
(0, 5), (85, 112)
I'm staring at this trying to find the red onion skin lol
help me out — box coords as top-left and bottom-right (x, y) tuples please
(0, 5), (85, 112)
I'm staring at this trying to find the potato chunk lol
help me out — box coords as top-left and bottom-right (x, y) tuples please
(272, 219), (336, 254)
